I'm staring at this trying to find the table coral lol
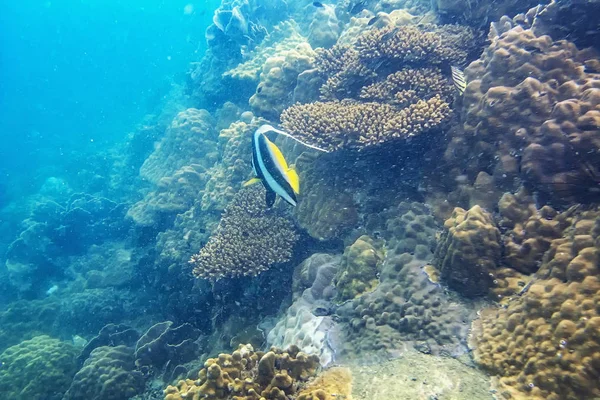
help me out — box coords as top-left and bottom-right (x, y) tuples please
(0, 335), (78, 400)
(281, 96), (450, 151)
(190, 185), (298, 280)
(470, 206), (600, 400)
(163, 344), (321, 400)
(434, 205), (502, 298)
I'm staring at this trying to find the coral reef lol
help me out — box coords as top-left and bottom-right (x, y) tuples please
(63, 345), (145, 400)
(444, 9), (600, 206)
(337, 250), (472, 360)
(134, 321), (201, 376)
(268, 254), (341, 366)
(433, 205), (502, 298)
(139, 108), (217, 184)
(249, 41), (316, 119)
(190, 185), (298, 280)
(164, 344), (321, 400)
(0, 335), (78, 400)
(470, 206), (600, 400)
(281, 96), (450, 151)
(292, 153), (360, 241)
(201, 119), (261, 213)
(278, 22), (477, 152)
(333, 235), (385, 302)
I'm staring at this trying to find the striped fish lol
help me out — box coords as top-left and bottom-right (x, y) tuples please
(451, 66), (467, 95)
(244, 125), (300, 207)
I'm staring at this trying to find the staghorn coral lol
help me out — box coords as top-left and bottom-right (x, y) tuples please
(470, 206), (600, 400)
(281, 96), (450, 151)
(433, 205), (502, 298)
(163, 344), (321, 400)
(190, 185), (298, 280)
(0, 335), (78, 400)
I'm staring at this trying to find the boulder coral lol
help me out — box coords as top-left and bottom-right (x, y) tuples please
(334, 235), (385, 302)
(0, 335), (78, 400)
(163, 344), (321, 400)
(434, 205), (502, 298)
(470, 206), (600, 400)
(446, 9), (600, 205)
(63, 345), (145, 400)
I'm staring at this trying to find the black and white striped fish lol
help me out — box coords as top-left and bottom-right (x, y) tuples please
(451, 66), (467, 95)
(245, 125), (300, 207)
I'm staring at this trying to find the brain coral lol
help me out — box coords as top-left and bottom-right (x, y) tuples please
(190, 184), (298, 280)
(0, 335), (78, 400)
(164, 344), (321, 400)
(470, 206), (600, 400)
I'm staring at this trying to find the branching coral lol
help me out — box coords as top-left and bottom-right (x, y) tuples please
(354, 24), (476, 66)
(281, 96), (450, 151)
(164, 344), (321, 400)
(190, 185), (298, 280)
(359, 67), (454, 106)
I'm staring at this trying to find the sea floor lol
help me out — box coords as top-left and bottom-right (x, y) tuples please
(346, 349), (493, 400)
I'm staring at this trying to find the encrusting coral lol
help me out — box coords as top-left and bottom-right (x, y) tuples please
(470, 206), (600, 400)
(190, 185), (298, 280)
(163, 344), (321, 400)
(296, 367), (353, 400)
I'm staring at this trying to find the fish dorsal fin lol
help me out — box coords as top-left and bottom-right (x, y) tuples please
(267, 139), (290, 170)
(243, 177), (261, 187)
(287, 168), (300, 194)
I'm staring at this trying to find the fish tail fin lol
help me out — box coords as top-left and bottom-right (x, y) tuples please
(287, 168), (300, 194)
(243, 177), (261, 187)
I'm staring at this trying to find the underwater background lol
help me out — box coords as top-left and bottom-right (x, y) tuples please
(0, 0), (598, 399)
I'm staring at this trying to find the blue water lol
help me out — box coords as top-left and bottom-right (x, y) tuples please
(0, 0), (218, 198)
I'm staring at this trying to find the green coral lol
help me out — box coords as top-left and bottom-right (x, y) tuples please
(0, 335), (78, 400)
(334, 235), (385, 302)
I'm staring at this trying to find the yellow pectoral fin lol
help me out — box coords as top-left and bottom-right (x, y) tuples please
(287, 168), (300, 194)
(243, 177), (261, 187)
